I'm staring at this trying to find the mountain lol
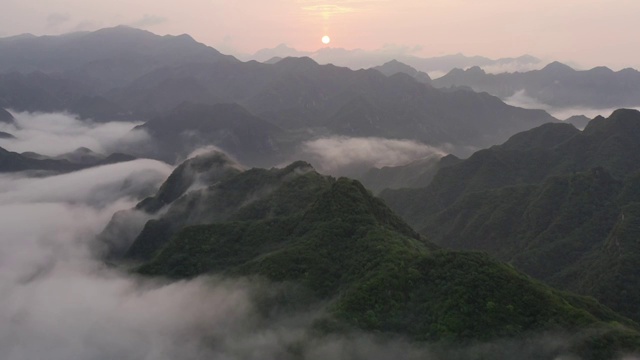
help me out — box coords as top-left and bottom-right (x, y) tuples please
(0, 131), (14, 139)
(103, 55), (556, 161)
(0, 26), (236, 121)
(0, 145), (135, 173)
(357, 154), (461, 193)
(132, 102), (286, 165)
(432, 62), (640, 109)
(383, 109), (640, 227)
(0, 146), (79, 173)
(98, 150), (244, 258)
(251, 43), (311, 62)
(246, 46), (541, 75)
(0, 29), (558, 161)
(102, 154), (640, 358)
(50, 147), (136, 165)
(372, 60), (431, 83)
(380, 109), (640, 323)
(565, 115), (592, 129)
(0, 71), (127, 121)
(0, 26), (235, 91)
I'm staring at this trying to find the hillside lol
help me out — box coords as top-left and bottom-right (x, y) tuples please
(357, 154), (461, 193)
(97, 153), (640, 358)
(380, 109), (640, 323)
(111, 57), (556, 155)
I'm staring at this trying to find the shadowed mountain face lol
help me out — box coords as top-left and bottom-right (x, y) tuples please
(0, 146), (135, 173)
(373, 60), (432, 84)
(97, 152), (640, 358)
(112, 57), (556, 158)
(381, 109), (640, 323)
(0, 27), (234, 121)
(357, 154), (461, 194)
(432, 62), (640, 109)
(0, 28), (557, 159)
(0, 26), (235, 91)
(132, 102), (286, 166)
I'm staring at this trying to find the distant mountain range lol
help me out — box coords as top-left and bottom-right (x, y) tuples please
(243, 44), (542, 74)
(381, 109), (640, 323)
(0, 143), (136, 173)
(0, 27), (558, 166)
(98, 149), (640, 358)
(431, 62), (640, 109)
(0, 26), (235, 92)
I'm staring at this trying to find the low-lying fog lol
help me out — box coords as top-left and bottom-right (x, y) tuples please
(503, 90), (640, 122)
(1, 111), (637, 360)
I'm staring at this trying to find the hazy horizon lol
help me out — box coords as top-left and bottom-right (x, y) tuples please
(1, 0), (639, 70)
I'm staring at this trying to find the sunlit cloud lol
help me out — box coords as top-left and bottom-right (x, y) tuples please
(299, 0), (389, 18)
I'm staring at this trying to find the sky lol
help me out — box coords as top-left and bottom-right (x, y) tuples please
(1, 0), (639, 69)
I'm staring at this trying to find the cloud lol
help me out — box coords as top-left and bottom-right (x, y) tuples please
(504, 90), (640, 121)
(0, 160), (261, 360)
(299, 0), (390, 18)
(129, 15), (168, 29)
(0, 160), (172, 206)
(0, 114), (635, 359)
(298, 136), (445, 175)
(46, 13), (71, 29)
(480, 62), (545, 75)
(72, 21), (100, 32)
(0, 111), (150, 157)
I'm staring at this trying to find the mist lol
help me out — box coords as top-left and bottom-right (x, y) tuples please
(298, 136), (446, 176)
(504, 90), (640, 121)
(0, 111), (150, 156)
(0, 115), (637, 359)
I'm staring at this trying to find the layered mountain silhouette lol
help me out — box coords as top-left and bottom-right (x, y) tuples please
(373, 60), (431, 84)
(0, 27), (556, 161)
(0, 145), (135, 173)
(247, 45), (540, 75)
(99, 150), (640, 358)
(111, 56), (555, 157)
(0, 26), (235, 91)
(131, 102), (286, 165)
(0, 71), (126, 121)
(432, 62), (640, 109)
(381, 109), (640, 323)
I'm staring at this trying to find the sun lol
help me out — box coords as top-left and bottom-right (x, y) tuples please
(321, 35), (331, 45)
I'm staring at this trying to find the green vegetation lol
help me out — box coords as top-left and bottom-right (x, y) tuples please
(131, 168), (640, 357)
(381, 109), (640, 326)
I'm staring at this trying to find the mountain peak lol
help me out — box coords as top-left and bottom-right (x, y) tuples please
(584, 108), (640, 136)
(541, 61), (575, 73)
(281, 160), (315, 174)
(273, 56), (319, 69)
(466, 65), (486, 74)
(609, 108), (640, 119)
